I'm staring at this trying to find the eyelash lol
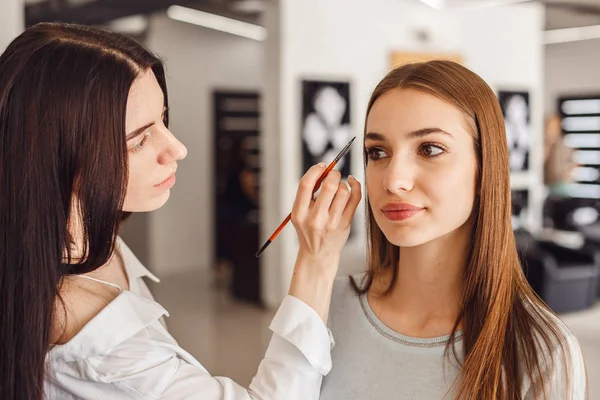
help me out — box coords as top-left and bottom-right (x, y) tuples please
(366, 143), (446, 161)
(128, 107), (167, 154)
(419, 143), (446, 157)
(129, 132), (150, 153)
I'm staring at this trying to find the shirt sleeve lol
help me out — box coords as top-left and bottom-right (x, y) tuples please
(157, 295), (334, 400)
(522, 335), (588, 400)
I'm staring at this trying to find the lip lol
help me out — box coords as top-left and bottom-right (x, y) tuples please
(155, 173), (176, 189)
(381, 202), (424, 222)
(382, 202), (423, 212)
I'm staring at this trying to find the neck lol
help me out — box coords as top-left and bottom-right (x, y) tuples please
(371, 223), (472, 337)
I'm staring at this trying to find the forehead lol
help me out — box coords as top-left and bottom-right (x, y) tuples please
(125, 70), (164, 132)
(366, 89), (472, 139)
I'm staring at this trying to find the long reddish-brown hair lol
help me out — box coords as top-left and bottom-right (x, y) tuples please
(352, 60), (579, 399)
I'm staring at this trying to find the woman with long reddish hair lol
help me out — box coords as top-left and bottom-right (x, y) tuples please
(319, 60), (587, 399)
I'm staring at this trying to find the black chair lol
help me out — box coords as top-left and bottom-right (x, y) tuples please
(543, 196), (599, 231)
(580, 223), (600, 298)
(515, 229), (600, 313)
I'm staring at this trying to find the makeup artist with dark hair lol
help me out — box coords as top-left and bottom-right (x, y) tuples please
(0, 23), (362, 399)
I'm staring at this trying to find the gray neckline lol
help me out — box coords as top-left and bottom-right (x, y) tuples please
(359, 294), (463, 348)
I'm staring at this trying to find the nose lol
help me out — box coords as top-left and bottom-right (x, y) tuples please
(157, 128), (187, 165)
(383, 155), (415, 194)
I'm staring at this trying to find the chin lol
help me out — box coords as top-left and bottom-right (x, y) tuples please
(374, 214), (427, 248)
(383, 229), (430, 248)
(382, 222), (471, 249)
(123, 191), (171, 213)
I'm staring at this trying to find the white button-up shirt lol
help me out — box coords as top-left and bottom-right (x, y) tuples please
(45, 238), (334, 399)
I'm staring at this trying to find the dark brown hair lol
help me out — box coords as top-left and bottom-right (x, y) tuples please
(0, 22), (168, 399)
(353, 60), (581, 399)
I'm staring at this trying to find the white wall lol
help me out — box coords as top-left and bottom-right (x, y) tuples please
(145, 14), (264, 276)
(0, 0), (23, 52)
(545, 39), (600, 115)
(454, 4), (546, 234)
(261, 0), (545, 308)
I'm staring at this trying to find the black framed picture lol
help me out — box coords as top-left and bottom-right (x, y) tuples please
(557, 94), (600, 200)
(511, 189), (529, 230)
(301, 79), (352, 178)
(498, 90), (531, 173)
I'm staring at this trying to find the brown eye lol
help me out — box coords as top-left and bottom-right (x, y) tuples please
(419, 144), (444, 157)
(367, 147), (388, 161)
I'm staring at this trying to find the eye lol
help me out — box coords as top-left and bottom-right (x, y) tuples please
(419, 143), (445, 157)
(366, 147), (389, 161)
(129, 132), (150, 153)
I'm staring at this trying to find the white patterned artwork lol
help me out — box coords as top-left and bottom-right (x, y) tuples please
(301, 80), (352, 177)
(499, 90), (531, 173)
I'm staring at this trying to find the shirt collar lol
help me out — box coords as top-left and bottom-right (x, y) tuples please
(116, 236), (160, 284)
(47, 237), (166, 362)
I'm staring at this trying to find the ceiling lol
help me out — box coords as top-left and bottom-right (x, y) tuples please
(543, 0), (600, 30)
(21, 0), (600, 31)
(23, 0), (262, 27)
(423, 0), (600, 30)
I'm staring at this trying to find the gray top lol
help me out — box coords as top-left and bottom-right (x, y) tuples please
(320, 274), (588, 400)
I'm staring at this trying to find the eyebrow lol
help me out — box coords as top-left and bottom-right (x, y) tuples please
(126, 122), (155, 141)
(365, 128), (454, 142)
(126, 106), (169, 141)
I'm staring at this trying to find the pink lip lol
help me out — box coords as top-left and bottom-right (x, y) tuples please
(381, 203), (424, 222)
(382, 202), (423, 212)
(155, 173), (176, 189)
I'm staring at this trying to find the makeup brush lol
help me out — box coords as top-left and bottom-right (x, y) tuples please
(256, 136), (356, 258)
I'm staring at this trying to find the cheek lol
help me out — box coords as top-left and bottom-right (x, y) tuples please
(426, 157), (477, 214)
(125, 176), (141, 199)
(125, 158), (147, 200)
(365, 164), (383, 194)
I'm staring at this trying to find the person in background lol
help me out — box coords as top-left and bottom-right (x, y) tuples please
(544, 114), (576, 197)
